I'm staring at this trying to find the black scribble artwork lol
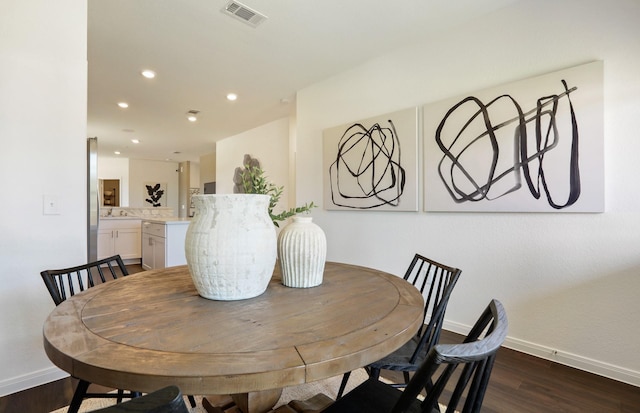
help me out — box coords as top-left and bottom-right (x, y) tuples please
(329, 120), (405, 209)
(145, 183), (165, 207)
(435, 80), (580, 209)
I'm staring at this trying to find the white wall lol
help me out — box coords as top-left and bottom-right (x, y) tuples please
(0, 0), (87, 395)
(199, 152), (216, 193)
(295, 0), (640, 385)
(98, 156), (193, 209)
(216, 117), (291, 214)
(190, 161), (200, 189)
(98, 156), (130, 206)
(128, 159), (179, 212)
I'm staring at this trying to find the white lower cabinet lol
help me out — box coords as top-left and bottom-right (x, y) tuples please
(142, 231), (166, 270)
(141, 220), (189, 270)
(97, 219), (142, 260)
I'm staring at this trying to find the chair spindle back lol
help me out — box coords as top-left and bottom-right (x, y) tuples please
(403, 254), (461, 364)
(41, 254), (129, 306)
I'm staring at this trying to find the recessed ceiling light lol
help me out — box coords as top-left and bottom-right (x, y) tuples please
(114, 151), (121, 155)
(131, 139), (140, 144)
(186, 110), (199, 122)
(117, 102), (129, 108)
(227, 93), (238, 101)
(141, 70), (156, 79)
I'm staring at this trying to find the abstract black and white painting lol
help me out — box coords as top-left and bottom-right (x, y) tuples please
(323, 107), (418, 211)
(424, 61), (604, 212)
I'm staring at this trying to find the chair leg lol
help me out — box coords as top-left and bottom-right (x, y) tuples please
(68, 380), (90, 413)
(336, 372), (351, 399)
(368, 367), (381, 380)
(403, 371), (411, 385)
(117, 389), (124, 403)
(188, 395), (197, 407)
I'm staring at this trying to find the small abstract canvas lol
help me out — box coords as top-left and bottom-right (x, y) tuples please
(323, 107), (419, 211)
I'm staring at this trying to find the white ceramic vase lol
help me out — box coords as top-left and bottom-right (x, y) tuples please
(185, 194), (276, 300)
(277, 216), (327, 288)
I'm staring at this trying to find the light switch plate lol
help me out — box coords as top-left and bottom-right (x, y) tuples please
(43, 195), (60, 215)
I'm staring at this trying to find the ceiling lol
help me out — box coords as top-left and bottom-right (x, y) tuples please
(88, 0), (518, 163)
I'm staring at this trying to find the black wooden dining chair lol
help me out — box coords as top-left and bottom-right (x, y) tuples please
(40, 254), (129, 305)
(41, 255), (197, 411)
(87, 385), (190, 413)
(323, 299), (508, 413)
(337, 254), (462, 398)
(41, 255), (137, 412)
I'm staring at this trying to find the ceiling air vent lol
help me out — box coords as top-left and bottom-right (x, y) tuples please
(221, 1), (267, 28)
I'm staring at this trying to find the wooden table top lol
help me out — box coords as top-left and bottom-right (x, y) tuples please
(43, 262), (424, 395)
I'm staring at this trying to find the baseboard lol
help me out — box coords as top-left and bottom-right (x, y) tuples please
(443, 320), (640, 387)
(0, 366), (67, 397)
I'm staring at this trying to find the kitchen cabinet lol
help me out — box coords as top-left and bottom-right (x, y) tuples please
(97, 218), (142, 260)
(141, 219), (190, 270)
(142, 230), (165, 271)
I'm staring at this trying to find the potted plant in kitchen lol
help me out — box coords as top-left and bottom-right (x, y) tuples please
(241, 164), (326, 289)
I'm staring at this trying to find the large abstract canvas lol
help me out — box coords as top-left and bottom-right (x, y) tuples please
(323, 107), (419, 211)
(424, 61), (604, 212)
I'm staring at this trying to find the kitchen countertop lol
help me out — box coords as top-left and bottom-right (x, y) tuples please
(100, 216), (142, 221)
(141, 217), (191, 224)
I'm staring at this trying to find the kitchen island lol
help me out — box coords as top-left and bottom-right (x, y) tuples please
(141, 217), (191, 270)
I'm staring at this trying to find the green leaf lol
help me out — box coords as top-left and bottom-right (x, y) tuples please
(240, 164), (316, 226)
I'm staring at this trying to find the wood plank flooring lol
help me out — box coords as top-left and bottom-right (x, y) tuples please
(427, 330), (640, 412)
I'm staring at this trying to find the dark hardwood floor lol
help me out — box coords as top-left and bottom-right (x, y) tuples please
(391, 330), (640, 412)
(125, 263), (144, 274)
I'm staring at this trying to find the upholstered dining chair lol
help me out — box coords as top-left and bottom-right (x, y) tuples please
(323, 299), (508, 413)
(337, 254), (462, 398)
(87, 385), (190, 413)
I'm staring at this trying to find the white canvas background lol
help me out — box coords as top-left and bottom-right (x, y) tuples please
(424, 61), (604, 212)
(323, 107), (419, 211)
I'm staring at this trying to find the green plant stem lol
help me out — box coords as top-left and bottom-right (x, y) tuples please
(241, 164), (316, 227)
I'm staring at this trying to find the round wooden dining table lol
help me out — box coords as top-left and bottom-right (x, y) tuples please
(43, 262), (424, 413)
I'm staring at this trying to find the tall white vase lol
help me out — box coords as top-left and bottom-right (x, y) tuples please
(277, 216), (327, 288)
(185, 194), (276, 300)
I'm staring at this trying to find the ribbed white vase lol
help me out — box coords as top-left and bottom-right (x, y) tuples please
(277, 216), (327, 288)
(185, 194), (276, 300)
